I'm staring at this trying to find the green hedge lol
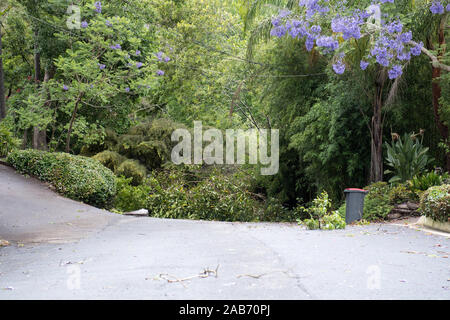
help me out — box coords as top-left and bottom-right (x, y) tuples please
(7, 150), (116, 208)
(419, 184), (449, 223)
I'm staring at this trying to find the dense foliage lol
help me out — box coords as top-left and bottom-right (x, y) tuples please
(0, 0), (449, 223)
(7, 149), (116, 207)
(0, 121), (20, 157)
(145, 166), (263, 221)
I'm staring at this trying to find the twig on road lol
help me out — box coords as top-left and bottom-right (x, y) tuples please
(153, 265), (220, 287)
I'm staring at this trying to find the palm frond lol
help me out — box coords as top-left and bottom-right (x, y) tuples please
(244, 0), (296, 32)
(246, 17), (274, 60)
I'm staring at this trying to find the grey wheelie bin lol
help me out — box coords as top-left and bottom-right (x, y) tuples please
(344, 188), (368, 224)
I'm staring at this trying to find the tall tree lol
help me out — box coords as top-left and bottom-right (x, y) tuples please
(0, 21), (6, 120)
(0, 6), (10, 120)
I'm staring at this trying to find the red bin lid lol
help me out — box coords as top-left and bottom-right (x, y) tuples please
(344, 188), (368, 192)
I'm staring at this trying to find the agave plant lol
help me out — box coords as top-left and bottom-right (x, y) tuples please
(384, 133), (433, 183)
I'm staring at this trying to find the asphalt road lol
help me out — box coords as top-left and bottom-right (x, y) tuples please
(0, 164), (449, 299)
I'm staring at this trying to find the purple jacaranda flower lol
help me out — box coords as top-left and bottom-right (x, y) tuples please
(270, 25), (287, 38)
(447, 4), (450, 11)
(155, 51), (163, 61)
(164, 56), (170, 62)
(305, 36), (315, 51)
(125, 87), (130, 92)
(360, 60), (369, 70)
(98, 63), (106, 70)
(386, 20), (403, 34)
(398, 31), (412, 43)
(156, 70), (165, 76)
(136, 62), (143, 68)
(81, 21), (88, 28)
(430, 1), (444, 14)
(332, 60), (346, 74)
(135, 50), (141, 56)
(110, 44), (121, 50)
(316, 36), (339, 51)
(410, 42), (423, 56)
(397, 50), (411, 61)
(388, 65), (403, 79)
(272, 17), (281, 27)
(94, 1), (102, 13)
(105, 20), (112, 27)
(63, 85), (69, 91)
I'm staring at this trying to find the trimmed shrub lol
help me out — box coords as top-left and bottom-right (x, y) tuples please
(92, 150), (126, 172)
(115, 159), (147, 186)
(7, 150), (116, 208)
(363, 182), (393, 221)
(419, 184), (449, 223)
(114, 177), (150, 212)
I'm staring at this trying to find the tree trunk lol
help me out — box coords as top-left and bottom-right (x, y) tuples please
(65, 95), (82, 153)
(22, 129), (28, 149)
(427, 17), (449, 172)
(0, 23), (6, 120)
(33, 68), (54, 151)
(34, 31), (40, 83)
(431, 66), (450, 170)
(369, 70), (386, 182)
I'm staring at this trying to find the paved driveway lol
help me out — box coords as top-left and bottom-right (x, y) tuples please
(0, 164), (449, 299)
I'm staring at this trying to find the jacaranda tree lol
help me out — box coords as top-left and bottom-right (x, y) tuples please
(245, 0), (449, 180)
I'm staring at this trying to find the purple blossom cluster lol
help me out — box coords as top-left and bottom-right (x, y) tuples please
(331, 13), (365, 40)
(360, 61), (369, 70)
(430, 1), (445, 14)
(155, 51), (170, 62)
(388, 65), (402, 80)
(81, 21), (88, 28)
(316, 36), (339, 52)
(268, 0), (429, 79)
(332, 60), (345, 74)
(94, 1), (102, 14)
(298, 0), (330, 18)
(110, 44), (121, 50)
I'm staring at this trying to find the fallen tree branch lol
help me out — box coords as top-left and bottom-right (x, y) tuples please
(155, 265), (220, 287)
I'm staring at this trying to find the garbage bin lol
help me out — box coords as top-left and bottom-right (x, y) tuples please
(344, 188), (368, 224)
